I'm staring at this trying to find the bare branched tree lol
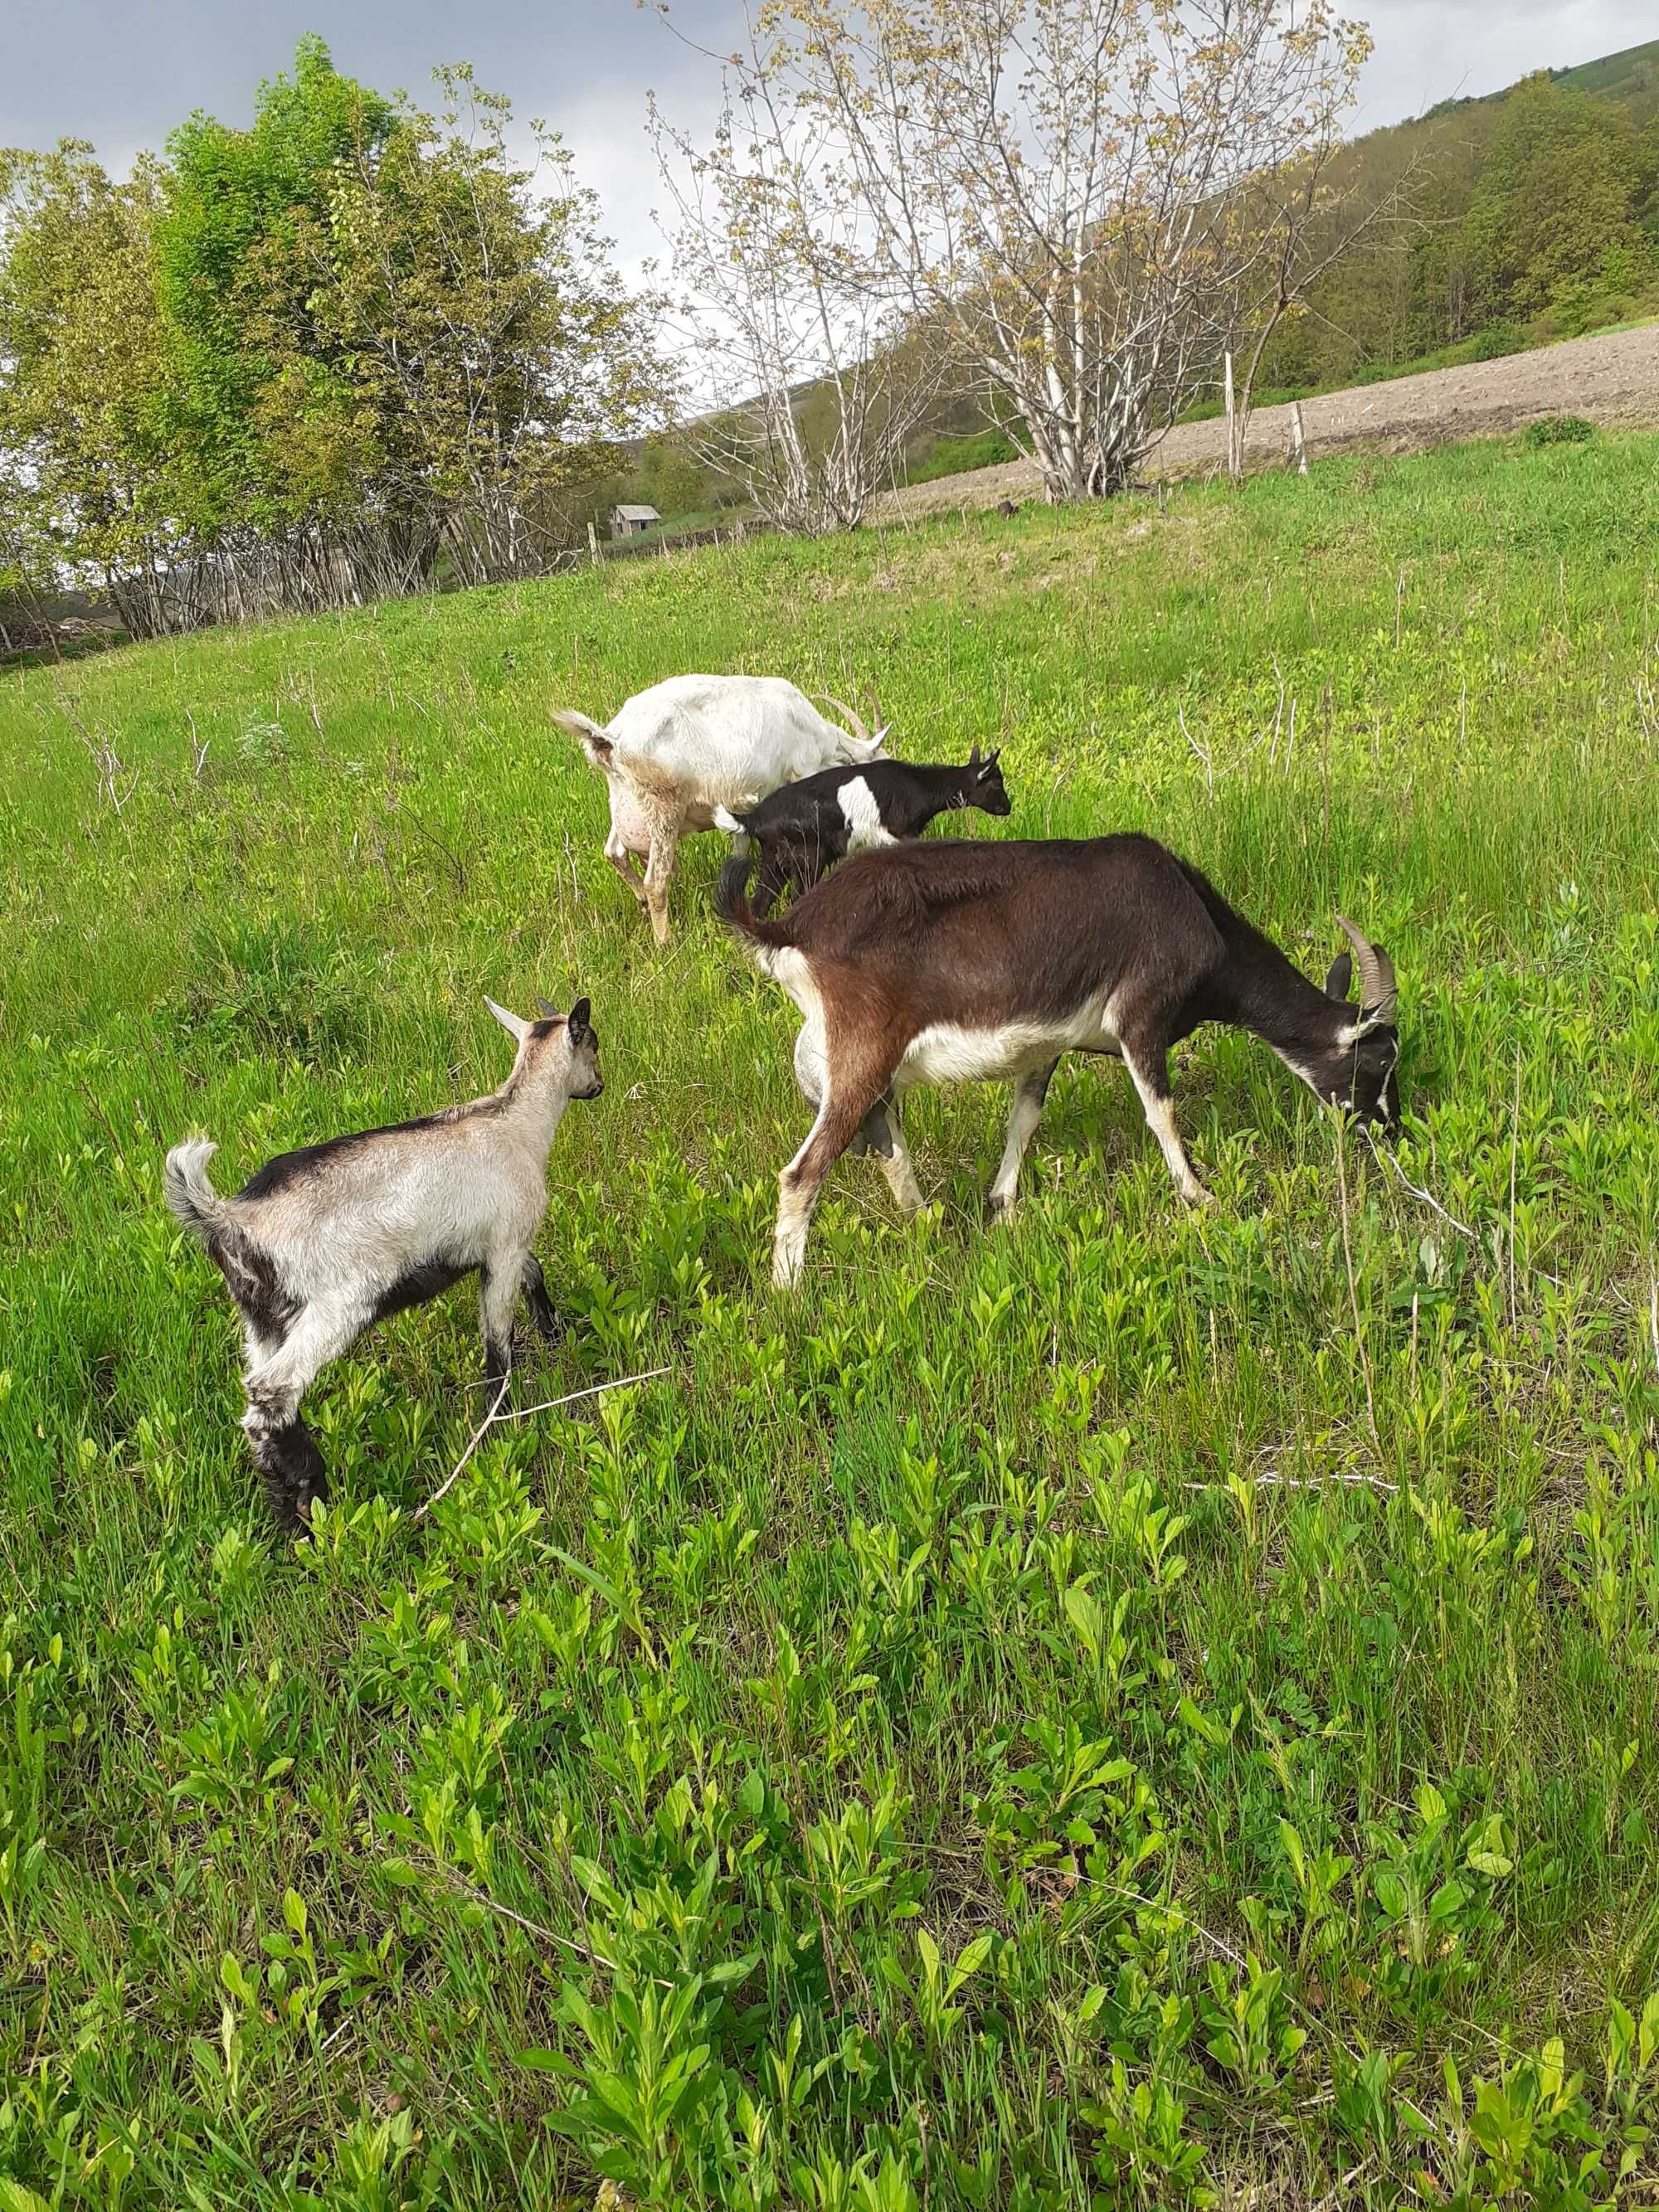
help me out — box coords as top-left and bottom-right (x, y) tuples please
(1219, 129), (1419, 477)
(756, 0), (1372, 502)
(649, 13), (937, 532)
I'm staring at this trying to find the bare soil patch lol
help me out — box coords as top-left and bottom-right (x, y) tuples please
(879, 322), (1659, 520)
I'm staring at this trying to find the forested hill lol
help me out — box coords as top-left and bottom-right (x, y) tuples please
(1249, 44), (1659, 396)
(1530, 36), (1657, 105)
(622, 39), (1659, 513)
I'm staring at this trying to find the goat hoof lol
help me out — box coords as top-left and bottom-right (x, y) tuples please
(987, 1198), (1016, 1228)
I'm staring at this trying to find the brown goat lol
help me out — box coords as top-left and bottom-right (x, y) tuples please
(717, 834), (1399, 1286)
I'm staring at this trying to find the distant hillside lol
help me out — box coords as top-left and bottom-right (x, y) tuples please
(585, 35), (1659, 532)
(1557, 38), (1659, 106)
(1238, 43), (1659, 406)
(1421, 37), (1659, 119)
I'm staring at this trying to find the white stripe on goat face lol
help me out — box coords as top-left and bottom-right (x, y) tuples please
(837, 776), (897, 852)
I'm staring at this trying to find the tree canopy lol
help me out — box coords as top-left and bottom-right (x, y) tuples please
(0, 41), (666, 633)
(1462, 74), (1656, 326)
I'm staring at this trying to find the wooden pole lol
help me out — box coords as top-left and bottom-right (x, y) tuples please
(1288, 401), (1308, 477)
(1224, 352), (1237, 479)
(586, 520), (599, 565)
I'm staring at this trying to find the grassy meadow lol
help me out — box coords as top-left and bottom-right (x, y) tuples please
(5, 433), (1659, 2209)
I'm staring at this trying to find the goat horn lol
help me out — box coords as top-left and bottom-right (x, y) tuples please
(536, 994), (560, 1018)
(815, 693), (869, 744)
(1335, 916), (1397, 1023)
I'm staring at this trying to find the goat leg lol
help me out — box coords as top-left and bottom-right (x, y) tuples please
(604, 831), (649, 907)
(520, 1252), (562, 1344)
(241, 1301), (362, 1532)
(774, 1060), (898, 1287)
(1121, 1046), (1209, 1205)
(860, 1093), (925, 1217)
(989, 1060), (1059, 1223)
(246, 1406), (329, 1533)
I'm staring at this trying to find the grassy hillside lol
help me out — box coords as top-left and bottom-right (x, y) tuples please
(4, 431), (1659, 2208)
(1554, 38), (1659, 105)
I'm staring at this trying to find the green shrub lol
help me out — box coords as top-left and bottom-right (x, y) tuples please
(904, 426), (1020, 484)
(1467, 323), (1526, 361)
(1521, 413), (1597, 446)
(164, 915), (372, 1066)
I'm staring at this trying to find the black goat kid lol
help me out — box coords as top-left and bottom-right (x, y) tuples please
(715, 747), (1010, 916)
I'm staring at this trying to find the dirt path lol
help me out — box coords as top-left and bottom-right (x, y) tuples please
(879, 322), (1659, 518)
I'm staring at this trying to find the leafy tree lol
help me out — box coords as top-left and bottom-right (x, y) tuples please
(0, 143), (183, 636)
(749, 0), (1374, 502)
(650, 47), (936, 533)
(1462, 74), (1654, 325)
(156, 35), (398, 536)
(259, 66), (665, 585)
(2, 43), (665, 625)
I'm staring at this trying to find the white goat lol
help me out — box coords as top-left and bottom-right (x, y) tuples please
(164, 996), (602, 1530)
(553, 674), (887, 943)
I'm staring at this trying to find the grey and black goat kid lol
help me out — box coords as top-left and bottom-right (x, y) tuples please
(714, 746), (1011, 916)
(164, 995), (602, 1531)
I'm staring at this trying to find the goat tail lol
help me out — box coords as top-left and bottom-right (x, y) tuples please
(551, 707), (614, 770)
(714, 846), (795, 960)
(714, 847), (760, 931)
(163, 1137), (227, 1242)
(712, 805), (751, 849)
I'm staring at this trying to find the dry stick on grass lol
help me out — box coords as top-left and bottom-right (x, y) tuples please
(76, 1084), (147, 1212)
(1180, 1467), (1398, 1496)
(184, 709), (210, 780)
(59, 697), (138, 814)
(489, 1369), (671, 1425)
(1367, 1130), (1477, 1243)
(423, 1863), (675, 1986)
(418, 1367), (669, 1524)
(1334, 1115), (1384, 1468)
(416, 1370), (510, 1524)
(1179, 702), (1214, 800)
(1507, 1043), (1523, 1332)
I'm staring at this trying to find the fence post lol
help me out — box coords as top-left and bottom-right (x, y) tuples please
(1288, 402), (1308, 477)
(1224, 352), (1238, 479)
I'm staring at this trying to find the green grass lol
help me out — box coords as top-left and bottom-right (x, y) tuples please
(4, 431), (1659, 2209)
(903, 426), (1023, 484)
(1557, 37), (1659, 99)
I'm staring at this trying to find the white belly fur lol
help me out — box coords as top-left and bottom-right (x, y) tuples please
(897, 1004), (1123, 1090)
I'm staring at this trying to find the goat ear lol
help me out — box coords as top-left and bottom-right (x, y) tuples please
(483, 994), (529, 1043)
(980, 749), (1000, 775)
(967, 743), (981, 767)
(1325, 950), (1354, 1004)
(567, 996), (591, 1042)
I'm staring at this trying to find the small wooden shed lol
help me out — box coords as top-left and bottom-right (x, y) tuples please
(611, 503), (662, 541)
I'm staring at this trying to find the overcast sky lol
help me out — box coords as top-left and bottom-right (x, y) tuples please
(2, 0), (1651, 286)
